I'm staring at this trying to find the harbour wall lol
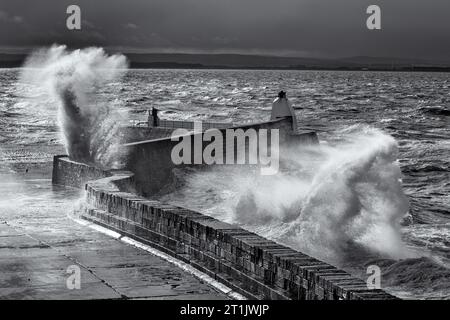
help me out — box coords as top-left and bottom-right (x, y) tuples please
(52, 155), (111, 188)
(120, 126), (174, 143)
(52, 156), (397, 300)
(124, 118), (319, 197)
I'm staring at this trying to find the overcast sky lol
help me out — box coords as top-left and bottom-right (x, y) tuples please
(1, 0), (449, 61)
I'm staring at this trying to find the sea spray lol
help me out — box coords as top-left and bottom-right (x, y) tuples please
(19, 45), (128, 168)
(160, 126), (413, 264)
(283, 128), (412, 263)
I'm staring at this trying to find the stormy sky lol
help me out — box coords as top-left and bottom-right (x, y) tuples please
(1, 0), (449, 61)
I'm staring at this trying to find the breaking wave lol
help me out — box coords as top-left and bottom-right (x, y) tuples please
(162, 126), (413, 262)
(159, 126), (450, 298)
(234, 127), (413, 262)
(19, 45), (128, 168)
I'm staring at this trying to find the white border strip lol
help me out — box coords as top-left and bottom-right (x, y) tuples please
(69, 215), (246, 300)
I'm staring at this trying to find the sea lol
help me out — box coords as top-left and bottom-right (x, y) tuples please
(0, 67), (449, 299)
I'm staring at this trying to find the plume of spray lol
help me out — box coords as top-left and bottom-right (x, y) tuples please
(164, 126), (414, 266)
(280, 127), (412, 263)
(19, 45), (129, 168)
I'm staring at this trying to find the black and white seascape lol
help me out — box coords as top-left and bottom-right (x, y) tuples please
(0, 0), (449, 302)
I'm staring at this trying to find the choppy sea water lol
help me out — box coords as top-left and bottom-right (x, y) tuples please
(1, 68), (449, 299)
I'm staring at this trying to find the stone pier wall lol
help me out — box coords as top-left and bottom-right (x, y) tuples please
(52, 155), (111, 188)
(53, 156), (397, 300)
(124, 118), (319, 197)
(120, 126), (174, 143)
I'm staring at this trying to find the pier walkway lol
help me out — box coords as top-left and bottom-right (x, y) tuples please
(0, 171), (228, 300)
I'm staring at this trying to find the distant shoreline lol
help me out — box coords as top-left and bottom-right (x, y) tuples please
(128, 62), (450, 72)
(2, 52), (450, 72)
(126, 64), (450, 73)
(2, 63), (450, 73)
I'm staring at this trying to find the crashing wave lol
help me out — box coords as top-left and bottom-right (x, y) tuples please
(19, 45), (128, 168)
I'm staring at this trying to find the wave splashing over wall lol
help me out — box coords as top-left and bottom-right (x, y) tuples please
(20, 45), (128, 168)
(160, 127), (441, 292)
(161, 126), (450, 298)
(280, 127), (412, 262)
(162, 127), (413, 262)
(214, 127), (412, 264)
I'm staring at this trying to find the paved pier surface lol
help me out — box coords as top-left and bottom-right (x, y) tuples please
(0, 171), (228, 300)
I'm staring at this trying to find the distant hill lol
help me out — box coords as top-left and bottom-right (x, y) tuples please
(125, 53), (334, 69)
(337, 56), (450, 69)
(1, 52), (449, 72)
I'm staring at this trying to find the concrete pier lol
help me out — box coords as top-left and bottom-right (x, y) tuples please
(47, 117), (398, 300)
(52, 156), (398, 300)
(0, 221), (227, 299)
(0, 171), (228, 300)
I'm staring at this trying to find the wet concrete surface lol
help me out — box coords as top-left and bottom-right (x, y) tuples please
(0, 169), (228, 300)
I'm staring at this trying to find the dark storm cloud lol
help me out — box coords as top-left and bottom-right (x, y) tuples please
(0, 0), (449, 60)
